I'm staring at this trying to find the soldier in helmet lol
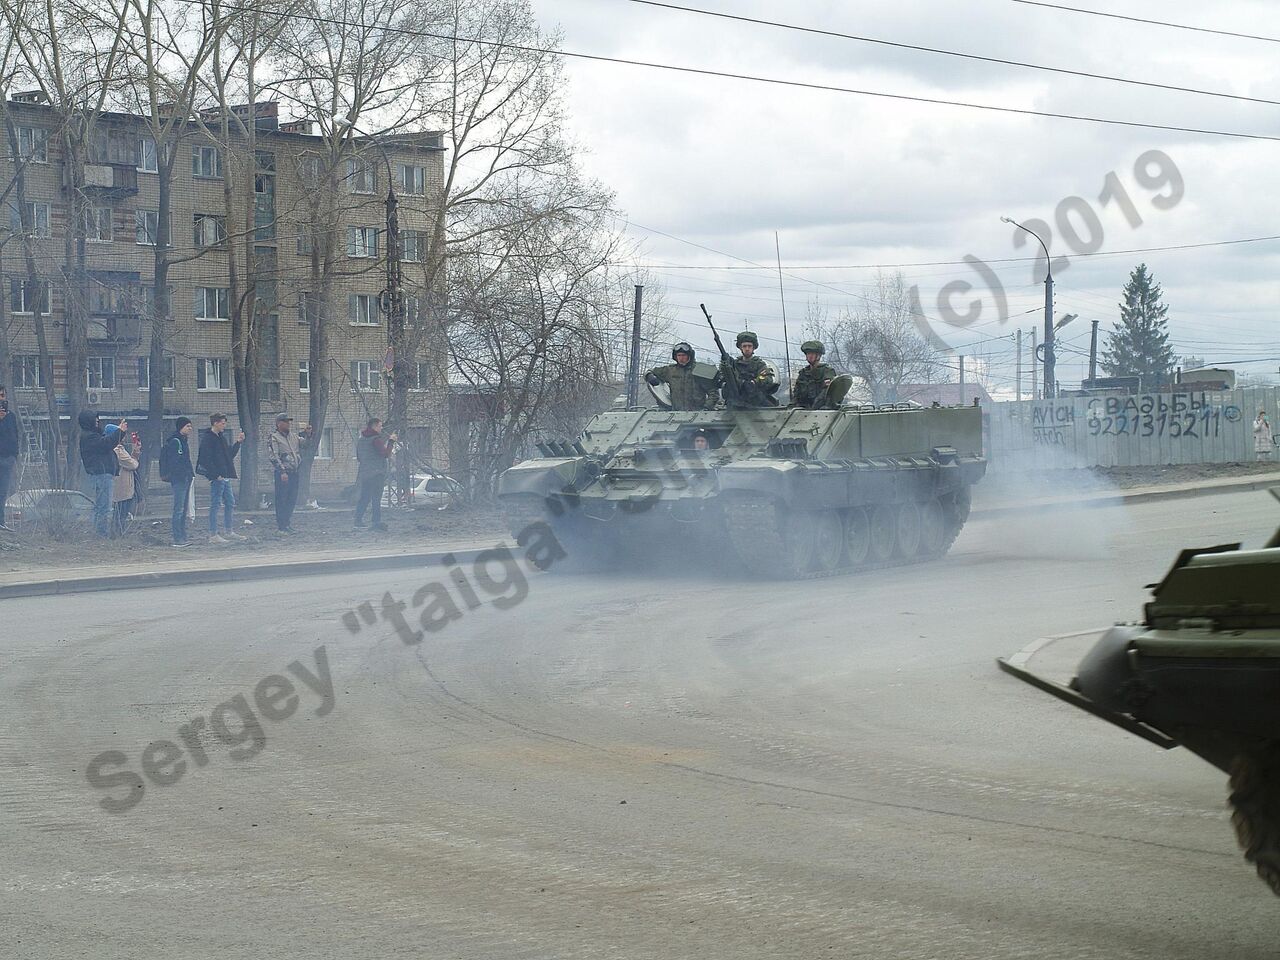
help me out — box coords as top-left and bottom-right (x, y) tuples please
(791, 340), (841, 409)
(719, 331), (777, 408)
(645, 342), (718, 411)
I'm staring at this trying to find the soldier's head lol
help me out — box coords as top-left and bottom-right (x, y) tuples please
(801, 340), (825, 366)
(692, 429), (710, 451)
(736, 331), (758, 357)
(672, 341), (694, 366)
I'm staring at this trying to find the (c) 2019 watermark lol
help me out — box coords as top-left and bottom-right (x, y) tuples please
(911, 149), (1184, 349)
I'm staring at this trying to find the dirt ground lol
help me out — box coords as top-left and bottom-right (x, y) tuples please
(0, 498), (512, 575)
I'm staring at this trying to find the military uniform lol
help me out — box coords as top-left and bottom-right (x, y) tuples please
(647, 361), (717, 411)
(720, 355), (776, 408)
(792, 362), (841, 409)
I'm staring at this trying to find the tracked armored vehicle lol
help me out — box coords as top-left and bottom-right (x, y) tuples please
(498, 399), (986, 578)
(1000, 489), (1280, 896)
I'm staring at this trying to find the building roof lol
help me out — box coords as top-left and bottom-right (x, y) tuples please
(894, 382), (993, 406)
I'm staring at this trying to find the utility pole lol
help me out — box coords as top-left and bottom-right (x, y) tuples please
(958, 354), (965, 403)
(1043, 265), (1055, 399)
(1015, 329), (1022, 402)
(384, 182), (409, 495)
(1031, 328), (1038, 400)
(1088, 318), (1099, 383)
(627, 284), (643, 407)
(1002, 216), (1054, 399)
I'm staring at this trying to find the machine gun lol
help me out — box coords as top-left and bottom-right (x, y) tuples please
(700, 303), (741, 406)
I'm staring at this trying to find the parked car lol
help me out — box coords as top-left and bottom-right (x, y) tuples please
(7, 488), (95, 529)
(382, 473), (463, 511)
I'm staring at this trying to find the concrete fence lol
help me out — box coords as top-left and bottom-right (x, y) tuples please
(984, 387), (1280, 470)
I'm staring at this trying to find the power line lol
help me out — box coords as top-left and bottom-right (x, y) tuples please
(184, 0), (1280, 143)
(616, 233), (1280, 271)
(1011, 1), (1280, 44)
(623, 0), (1280, 106)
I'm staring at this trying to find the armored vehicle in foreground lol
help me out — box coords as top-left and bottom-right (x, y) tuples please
(498, 398), (986, 578)
(1000, 489), (1280, 896)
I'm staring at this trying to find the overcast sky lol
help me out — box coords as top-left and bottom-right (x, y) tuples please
(531, 0), (1280, 394)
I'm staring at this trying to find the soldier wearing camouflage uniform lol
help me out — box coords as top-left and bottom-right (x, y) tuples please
(720, 331), (777, 408)
(645, 342), (717, 411)
(791, 340), (841, 409)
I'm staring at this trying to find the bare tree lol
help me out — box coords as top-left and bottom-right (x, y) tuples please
(810, 271), (940, 404)
(116, 0), (231, 501)
(0, 0), (129, 482)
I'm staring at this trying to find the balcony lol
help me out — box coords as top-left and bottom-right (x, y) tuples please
(86, 315), (142, 345)
(82, 163), (138, 197)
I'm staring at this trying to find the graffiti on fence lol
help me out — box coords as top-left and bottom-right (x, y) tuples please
(1031, 402), (1075, 446)
(1084, 392), (1226, 440)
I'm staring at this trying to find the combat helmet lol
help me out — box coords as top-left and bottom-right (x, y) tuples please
(735, 331), (759, 348)
(672, 341), (695, 362)
(801, 339), (825, 356)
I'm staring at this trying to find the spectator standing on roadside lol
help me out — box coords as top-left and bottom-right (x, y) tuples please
(0, 384), (19, 531)
(78, 410), (126, 538)
(1256, 410), (1275, 462)
(354, 417), (396, 531)
(159, 417), (195, 547)
(106, 424), (139, 536)
(267, 414), (313, 534)
(197, 413), (246, 543)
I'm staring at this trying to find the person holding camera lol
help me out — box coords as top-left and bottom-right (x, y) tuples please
(0, 385), (18, 531)
(354, 417), (396, 532)
(267, 413), (313, 533)
(78, 410), (127, 538)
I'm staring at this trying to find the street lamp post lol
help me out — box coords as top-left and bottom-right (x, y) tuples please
(1002, 216), (1055, 399)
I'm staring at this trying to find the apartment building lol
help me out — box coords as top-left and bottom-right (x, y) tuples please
(1, 97), (451, 490)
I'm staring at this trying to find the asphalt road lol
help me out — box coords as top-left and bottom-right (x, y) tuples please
(3, 491), (1277, 958)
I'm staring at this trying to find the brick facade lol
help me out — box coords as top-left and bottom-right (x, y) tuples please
(1, 99), (451, 492)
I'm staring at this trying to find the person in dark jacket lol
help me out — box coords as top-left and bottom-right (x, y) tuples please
(354, 417), (396, 531)
(78, 409), (126, 537)
(0, 384), (19, 531)
(197, 413), (245, 543)
(159, 417), (195, 546)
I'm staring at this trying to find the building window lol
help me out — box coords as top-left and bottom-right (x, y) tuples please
(192, 144), (222, 179)
(136, 210), (159, 245)
(86, 356), (116, 390)
(296, 154), (324, 184)
(9, 200), (51, 238)
(196, 358), (230, 391)
(138, 137), (158, 173)
(298, 360), (310, 393)
(298, 291), (320, 326)
(350, 359), (378, 392)
(295, 222), (315, 257)
(194, 287), (230, 321)
(315, 427), (334, 460)
(404, 294), (422, 326)
(194, 213), (227, 248)
(15, 126), (48, 163)
(411, 361), (429, 391)
(12, 355), (43, 388)
(348, 294), (378, 327)
(137, 355), (175, 390)
(254, 150), (275, 173)
(85, 207), (113, 242)
(397, 163), (426, 195)
(346, 226), (378, 258)
(9, 278), (49, 315)
(402, 230), (426, 263)
(348, 157), (376, 194)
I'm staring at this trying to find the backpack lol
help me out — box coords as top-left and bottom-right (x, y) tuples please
(158, 437), (175, 483)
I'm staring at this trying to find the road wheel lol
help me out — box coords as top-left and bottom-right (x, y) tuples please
(780, 510), (819, 577)
(812, 511), (844, 572)
(844, 507), (871, 566)
(918, 498), (946, 556)
(1229, 742), (1280, 897)
(868, 504), (896, 563)
(895, 502), (922, 557)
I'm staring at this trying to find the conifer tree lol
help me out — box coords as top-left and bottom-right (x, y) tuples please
(1101, 263), (1175, 389)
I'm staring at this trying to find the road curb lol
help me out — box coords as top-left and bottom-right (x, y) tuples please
(0, 547), (486, 600)
(971, 473), (1280, 518)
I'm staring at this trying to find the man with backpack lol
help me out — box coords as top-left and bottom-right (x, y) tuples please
(159, 417), (195, 547)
